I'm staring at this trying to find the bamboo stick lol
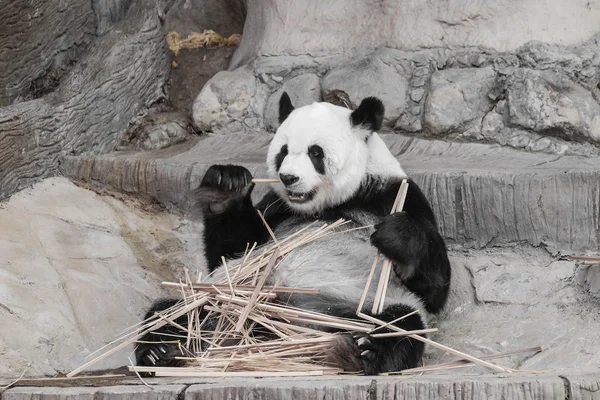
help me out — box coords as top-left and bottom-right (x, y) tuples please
(357, 252), (380, 314)
(371, 328), (437, 338)
(251, 178), (280, 184)
(161, 282), (320, 294)
(129, 366), (325, 377)
(372, 179), (409, 314)
(205, 337), (336, 352)
(400, 346), (542, 374)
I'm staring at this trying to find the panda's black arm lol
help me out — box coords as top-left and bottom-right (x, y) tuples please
(203, 194), (269, 272)
(203, 190), (292, 272)
(369, 179), (451, 314)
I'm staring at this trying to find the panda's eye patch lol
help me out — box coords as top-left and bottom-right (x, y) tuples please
(308, 145), (324, 159)
(275, 144), (288, 171)
(307, 145), (325, 174)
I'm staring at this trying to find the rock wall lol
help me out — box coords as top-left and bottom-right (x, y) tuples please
(194, 36), (600, 157)
(231, 0), (600, 69)
(0, 1), (170, 201)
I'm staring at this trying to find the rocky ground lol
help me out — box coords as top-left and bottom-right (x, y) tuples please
(0, 178), (205, 378)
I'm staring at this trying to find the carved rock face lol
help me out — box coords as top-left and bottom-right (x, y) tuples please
(507, 68), (600, 144)
(231, 0), (600, 68)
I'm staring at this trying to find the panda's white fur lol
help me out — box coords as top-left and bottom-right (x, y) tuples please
(137, 94), (451, 375)
(267, 101), (407, 214)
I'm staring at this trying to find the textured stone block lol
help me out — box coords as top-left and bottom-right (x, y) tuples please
(322, 57), (408, 127)
(507, 68), (600, 144)
(424, 68), (497, 135)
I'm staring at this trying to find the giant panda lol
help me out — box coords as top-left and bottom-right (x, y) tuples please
(135, 93), (452, 375)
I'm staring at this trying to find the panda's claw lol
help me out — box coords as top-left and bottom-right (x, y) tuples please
(327, 332), (382, 375)
(138, 342), (183, 368)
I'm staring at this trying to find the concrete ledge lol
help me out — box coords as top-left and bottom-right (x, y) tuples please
(2, 384), (187, 400)
(6, 372), (600, 400)
(61, 133), (600, 253)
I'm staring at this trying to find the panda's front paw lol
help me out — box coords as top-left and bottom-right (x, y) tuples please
(196, 165), (254, 212)
(201, 164), (253, 194)
(327, 333), (382, 375)
(137, 342), (184, 368)
(370, 212), (426, 278)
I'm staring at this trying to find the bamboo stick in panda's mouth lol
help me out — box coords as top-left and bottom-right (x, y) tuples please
(251, 178), (280, 183)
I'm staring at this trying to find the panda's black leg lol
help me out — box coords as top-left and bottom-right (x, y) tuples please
(135, 299), (193, 368)
(370, 211), (451, 314)
(327, 304), (425, 375)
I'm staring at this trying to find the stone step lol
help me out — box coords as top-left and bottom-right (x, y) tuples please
(2, 371), (599, 400)
(61, 133), (600, 253)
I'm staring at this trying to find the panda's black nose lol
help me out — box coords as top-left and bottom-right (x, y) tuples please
(279, 173), (299, 186)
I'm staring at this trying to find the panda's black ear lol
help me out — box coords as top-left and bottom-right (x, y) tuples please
(279, 92), (295, 124)
(350, 97), (385, 132)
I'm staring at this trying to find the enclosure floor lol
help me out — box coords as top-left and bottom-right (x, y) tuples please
(2, 369), (600, 399)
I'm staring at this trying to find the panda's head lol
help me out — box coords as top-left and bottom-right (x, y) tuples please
(266, 92), (387, 214)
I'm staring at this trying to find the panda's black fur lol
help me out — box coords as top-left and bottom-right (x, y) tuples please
(135, 93), (451, 375)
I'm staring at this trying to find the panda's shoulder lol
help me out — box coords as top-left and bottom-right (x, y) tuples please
(347, 176), (435, 222)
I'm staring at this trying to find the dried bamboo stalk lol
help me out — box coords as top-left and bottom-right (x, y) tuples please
(251, 178), (280, 183)
(161, 282), (320, 294)
(569, 255), (600, 261)
(400, 346), (542, 374)
(358, 253), (380, 314)
(129, 367), (327, 377)
(371, 328), (438, 338)
(372, 179), (409, 314)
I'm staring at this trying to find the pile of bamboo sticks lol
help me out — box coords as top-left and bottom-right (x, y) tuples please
(67, 179), (540, 378)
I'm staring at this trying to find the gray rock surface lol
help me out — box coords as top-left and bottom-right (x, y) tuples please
(62, 133), (600, 252)
(322, 57), (408, 127)
(424, 68), (497, 136)
(115, 110), (193, 151)
(192, 67), (267, 133)
(0, 1), (170, 201)
(438, 248), (600, 372)
(264, 74), (322, 131)
(231, 0), (600, 68)
(3, 374), (590, 400)
(507, 68), (600, 144)
(0, 178), (205, 378)
(2, 385), (186, 400)
(93, 0), (132, 35)
(0, 0), (95, 104)
(181, 374), (568, 400)
(562, 371), (600, 400)
(577, 264), (600, 297)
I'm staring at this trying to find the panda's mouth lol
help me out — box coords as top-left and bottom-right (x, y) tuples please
(286, 190), (316, 203)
